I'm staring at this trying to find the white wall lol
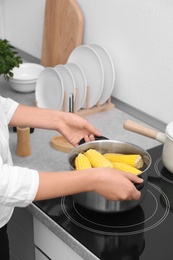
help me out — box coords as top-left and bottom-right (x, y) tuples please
(1, 0), (173, 124)
(0, 0), (45, 58)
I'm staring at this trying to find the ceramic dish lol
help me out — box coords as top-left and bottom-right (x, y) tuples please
(65, 63), (87, 110)
(89, 43), (115, 104)
(9, 78), (37, 93)
(67, 45), (104, 108)
(11, 63), (45, 80)
(35, 67), (64, 110)
(54, 65), (75, 112)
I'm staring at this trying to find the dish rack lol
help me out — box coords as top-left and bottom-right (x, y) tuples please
(35, 86), (115, 153)
(61, 86), (115, 116)
(35, 86), (115, 116)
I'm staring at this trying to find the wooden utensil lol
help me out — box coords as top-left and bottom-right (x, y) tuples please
(50, 136), (74, 153)
(16, 127), (32, 157)
(41, 0), (84, 67)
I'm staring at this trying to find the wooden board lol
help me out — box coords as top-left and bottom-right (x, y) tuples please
(51, 136), (74, 153)
(41, 0), (84, 67)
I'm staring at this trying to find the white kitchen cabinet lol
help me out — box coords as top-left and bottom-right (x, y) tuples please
(34, 217), (83, 260)
(35, 247), (50, 260)
(8, 207), (35, 260)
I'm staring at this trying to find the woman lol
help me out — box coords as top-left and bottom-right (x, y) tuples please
(0, 96), (143, 259)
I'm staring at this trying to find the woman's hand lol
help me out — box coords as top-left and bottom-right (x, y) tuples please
(9, 106), (101, 146)
(92, 168), (143, 201)
(55, 112), (101, 146)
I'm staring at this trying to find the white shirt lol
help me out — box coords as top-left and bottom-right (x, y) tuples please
(0, 96), (39, 228)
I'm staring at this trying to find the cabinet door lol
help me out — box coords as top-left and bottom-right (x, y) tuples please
(8, 208), (35, 260)
(34, 217), (83, 260)
(35, 247), (50, 260)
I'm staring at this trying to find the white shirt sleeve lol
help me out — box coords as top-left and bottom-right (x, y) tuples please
(0, 96), (40, 207)
(0, 96), (19, 124)
(0, 156), (39, 207)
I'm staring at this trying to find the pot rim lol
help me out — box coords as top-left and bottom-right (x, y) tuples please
(68, 139), (152, 171)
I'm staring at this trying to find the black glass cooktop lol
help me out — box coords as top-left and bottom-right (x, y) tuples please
(35, 145), (173, 260)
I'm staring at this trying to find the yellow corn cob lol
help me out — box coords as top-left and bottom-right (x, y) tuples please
(112, 162), (142, 175)
(103, 153), (143, 169)
(84, 149), (113, 168)
(74, 153), (92, 170)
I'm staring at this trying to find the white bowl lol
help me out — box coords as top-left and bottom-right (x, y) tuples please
(9, 78), (37, 93)
(11, 63), (45, 81)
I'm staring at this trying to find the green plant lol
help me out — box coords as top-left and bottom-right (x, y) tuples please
(0, 39), (23, 80)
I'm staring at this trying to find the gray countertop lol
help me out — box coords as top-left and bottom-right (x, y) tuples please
(0, 76), (161, 260)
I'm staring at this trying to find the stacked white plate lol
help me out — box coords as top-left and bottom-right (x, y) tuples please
(54, 64), (75, 111)
(65, 63), (87, 110)
(89, 44), (115, 105)
(35, 67), (64, 110)
(35, 43), (115, 111)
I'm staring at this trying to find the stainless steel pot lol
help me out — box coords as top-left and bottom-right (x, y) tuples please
(68, 139), (151, 213)
(124, 119), (173, 173)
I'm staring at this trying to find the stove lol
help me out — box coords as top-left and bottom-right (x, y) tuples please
(35, 145), (173, 260)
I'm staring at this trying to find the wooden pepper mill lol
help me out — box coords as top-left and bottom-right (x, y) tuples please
(16, 127), (32, 157)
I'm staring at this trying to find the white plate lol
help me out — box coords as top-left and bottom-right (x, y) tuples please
(54, 65), (75, 111)
(89, 43), (115, 104)
(65, 63), (87, 110)
(67, 45), (104, 108)
(35, 67), (64, 110)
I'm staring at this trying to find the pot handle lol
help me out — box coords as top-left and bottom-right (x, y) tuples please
(79, 135), (109, 145)
(79, 136), (145, 191)
(134, 176), (145, 191)
(124, 119), (166, 143)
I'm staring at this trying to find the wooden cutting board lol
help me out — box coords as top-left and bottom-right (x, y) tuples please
(41, 0), (84, 67)
(50, 136), (74, 153)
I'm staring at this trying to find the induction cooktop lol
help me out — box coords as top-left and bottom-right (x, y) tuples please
(35, 145), (173, 260)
